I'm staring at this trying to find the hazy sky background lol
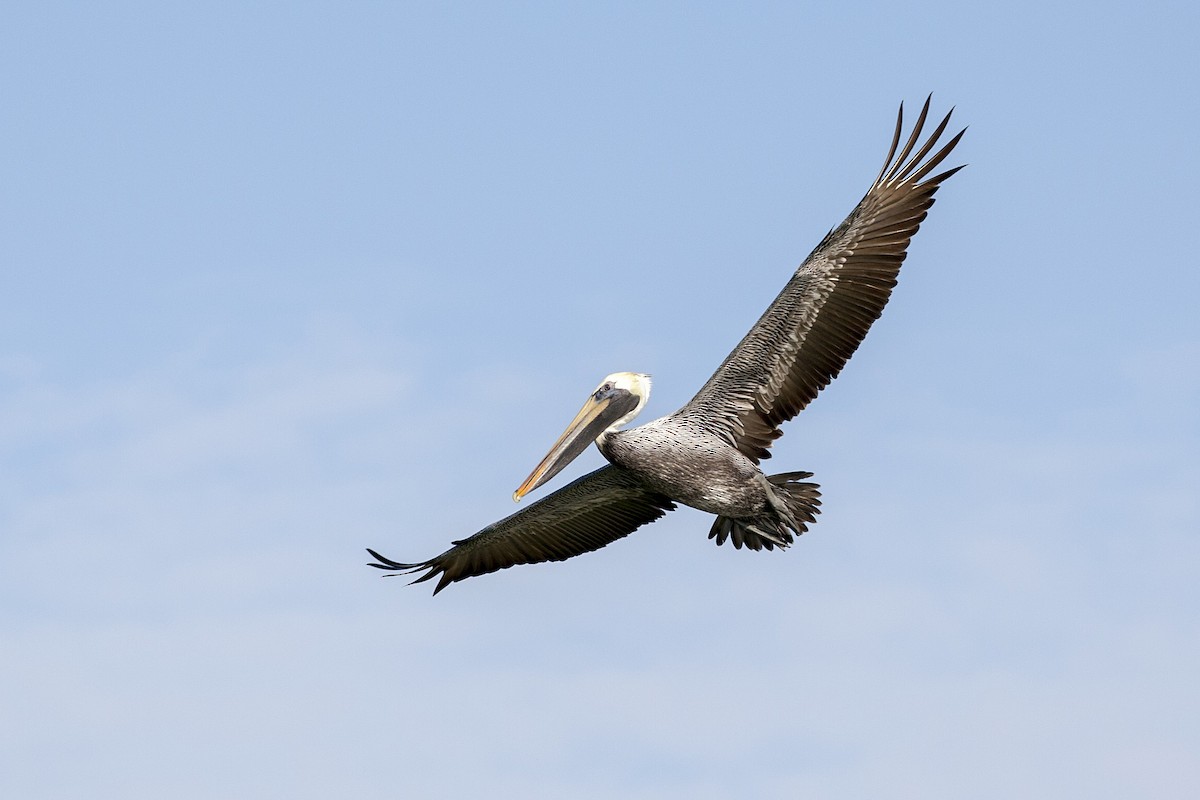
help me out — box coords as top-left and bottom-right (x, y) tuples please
(2, 2), (1197, 798)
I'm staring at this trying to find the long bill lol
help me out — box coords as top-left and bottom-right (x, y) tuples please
(513, 388), (639, 501)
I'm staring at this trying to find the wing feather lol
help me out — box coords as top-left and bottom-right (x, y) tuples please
(678, 96), (965, 461)
(367, 466), (676, 594)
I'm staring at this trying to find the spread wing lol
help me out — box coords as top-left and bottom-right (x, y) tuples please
(679, 96), (965, 462)
(367, 466), (676, 594)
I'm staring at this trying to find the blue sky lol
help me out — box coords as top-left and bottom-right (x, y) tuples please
(2, 2), (1197, 798)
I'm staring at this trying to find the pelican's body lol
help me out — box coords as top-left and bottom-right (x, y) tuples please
(369, 97), (965, 593)
(603, 418), (763, 514)
(596, 411), (812, 550)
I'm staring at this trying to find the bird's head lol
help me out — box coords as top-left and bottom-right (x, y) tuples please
(513, 371), (651, 501)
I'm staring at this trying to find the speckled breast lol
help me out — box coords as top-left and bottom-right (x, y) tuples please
(599, 419), (768, 518)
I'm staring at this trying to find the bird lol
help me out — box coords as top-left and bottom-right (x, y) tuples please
(368, 96), (964, 594)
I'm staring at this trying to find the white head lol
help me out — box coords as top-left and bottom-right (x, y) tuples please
(591, 371), (652, 432)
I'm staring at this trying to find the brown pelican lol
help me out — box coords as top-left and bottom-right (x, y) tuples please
(369, 97), (964, 594)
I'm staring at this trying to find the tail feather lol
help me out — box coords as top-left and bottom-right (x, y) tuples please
(707, 471), (822, 551)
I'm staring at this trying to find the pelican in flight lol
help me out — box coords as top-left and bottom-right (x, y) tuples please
(369, 97), (964, 594)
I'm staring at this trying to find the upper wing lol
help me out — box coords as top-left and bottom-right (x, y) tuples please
(367, 465), (676, 594)
(678, 97), (965, 461)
